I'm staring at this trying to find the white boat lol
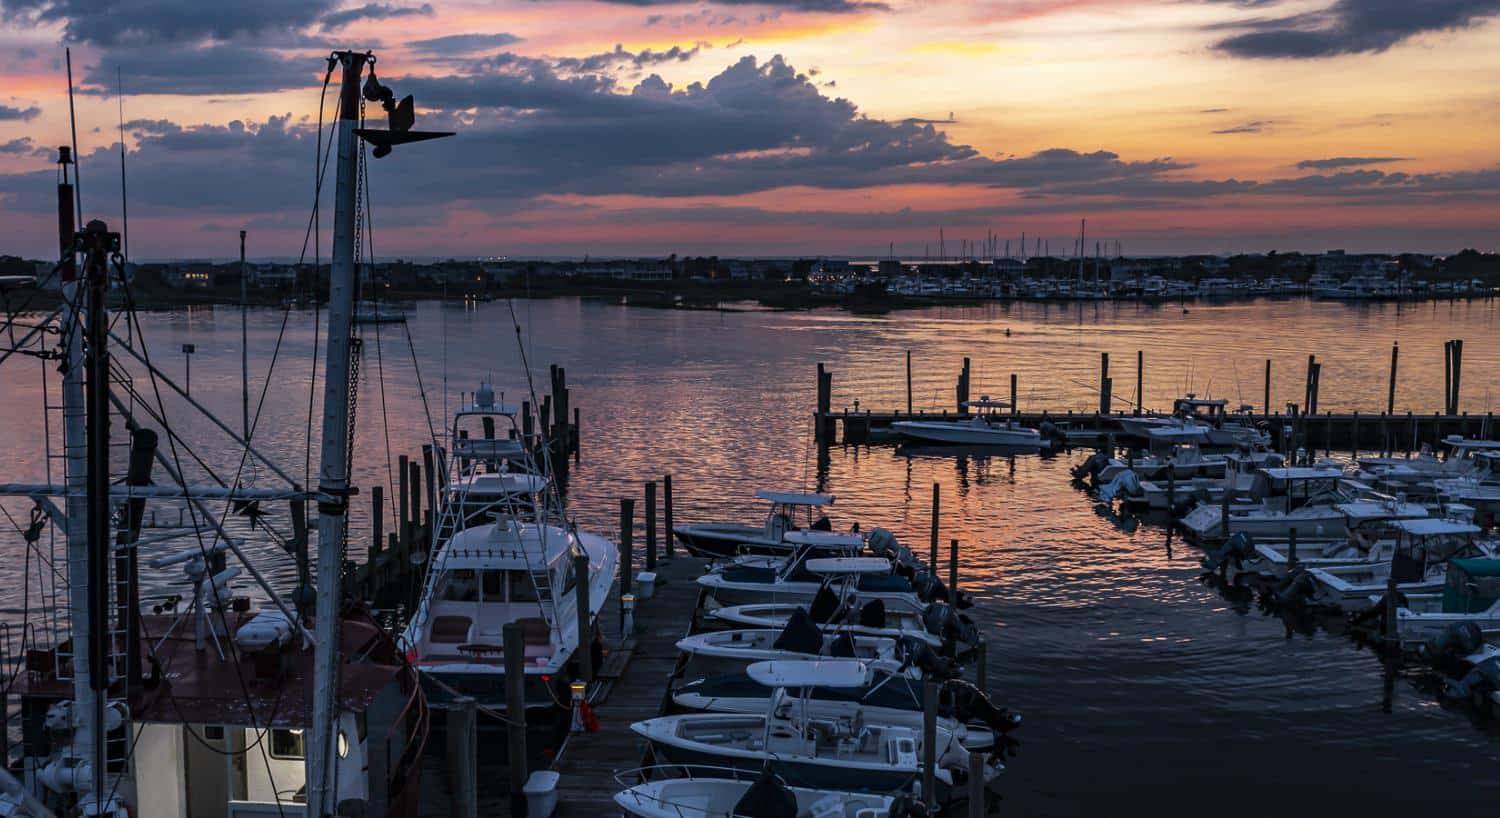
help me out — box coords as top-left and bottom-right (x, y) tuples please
(353, 300), (407, 323)
(401, 385), (618, 710)
(614, 770), (896, 818)
(1115, 396), (1269, 449)
(1242, 500), (1430, 578)
(674, 489), (846, 559)
(1394, 556), (1500, 643)
(708, 601), (979, 657)
(699, 555), (925, 609)
(631, 660), (1002, 800)
(1307, 519), (1492, 610)
(1179, 466), (1349, 542)
(677, 626), (899, 675)
(892, 397), (1044, 447)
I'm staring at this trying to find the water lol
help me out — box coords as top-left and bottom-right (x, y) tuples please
(2, 296), (1498, 813)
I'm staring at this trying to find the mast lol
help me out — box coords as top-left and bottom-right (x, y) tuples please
(307, 50), (366, 817)
(240, 229), (249, 438)
(57, 147), (105, 808)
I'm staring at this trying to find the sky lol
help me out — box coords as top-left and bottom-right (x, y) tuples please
(0, 0), (1498, 259)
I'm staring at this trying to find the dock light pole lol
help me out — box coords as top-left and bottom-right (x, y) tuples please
(307, 49), (452, 818)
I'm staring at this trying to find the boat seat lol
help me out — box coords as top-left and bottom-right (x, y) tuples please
(429, 616), (472, 644)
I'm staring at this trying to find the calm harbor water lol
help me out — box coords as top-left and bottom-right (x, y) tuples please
(1, 295), (1498, 814)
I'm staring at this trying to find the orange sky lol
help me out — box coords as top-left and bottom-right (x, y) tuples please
(1, 0), (1498, 258)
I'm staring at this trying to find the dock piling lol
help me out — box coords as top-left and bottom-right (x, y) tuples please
(645, 481), (658, 572)
(921, 678), (938, 812)
(1288, 528), (1298, 570)
(620, 498), (635, 628)
(370, 485), (384, 568)
(502, 624), (528, 817)
(445, 696), (478, 818)
(398, 454), (411, 551)
(967, 751), (987, 818)
(929, 483), (940, 568)
(663, 474), (674, 559)
(1135, 350), (1143, 416)
(906, 350), (913, 415)
(1010, 373), (1018, 418)
(1387, 342), (1398, 415)
(1099, 352), (1111, 416)
(1263, 359), (1271, 418)
(948, 538), (959, 595)
(574, 552), (593, 684)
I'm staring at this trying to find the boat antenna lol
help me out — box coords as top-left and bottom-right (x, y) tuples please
(117, 65), (129, 260)
(66, 47), (83, 225)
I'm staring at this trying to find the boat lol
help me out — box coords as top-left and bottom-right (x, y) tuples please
(614, 768), (898, 818)
(673, 489), (850, 559)
(1115, 396), (1269, 449)
(1179, 466), (1350, 542)
(1394, 557), (1500, 643)
(677, 619), (900, 676)
(1238, 499), (1430, 578)
(631, 660), (1003, 801)
(1306, 519), (1493, 610)
(353, 300), (408, 323)
(436, 385), (550, 537)
(891, 397), (1044, 447)
(699, 554), (928, 610)
(707, 599), (980, 658)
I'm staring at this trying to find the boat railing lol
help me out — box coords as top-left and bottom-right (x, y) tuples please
(613, 763), (785, 814)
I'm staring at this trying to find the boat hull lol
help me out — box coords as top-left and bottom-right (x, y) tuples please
(891, 421), (1042, 447)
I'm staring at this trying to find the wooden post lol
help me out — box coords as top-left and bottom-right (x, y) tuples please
(975, 637), (988, 691)
(1304, 355), (1315, 416)
(1135, 349), (1143, 416)
(446, 696), (478, 818)
(1452, 338), (1463, 414)
(1444, 341), (1453, 416)
(948, 538), (959, 596)
(1166, 468), (1176, 518)
(929, 483), (940, 568)
(573, 406), (581, 462)
(522, 399), (533, 439)
(574, 552), (593, 684)
(956, 357), (971, 413)
(1099, 352), (1110, 415)
(922, 678), (938, 812)
(1384, 576), (1399, 650)
(1351, 411), (1360, 458)
(967, 750), (987, 818)
(645, 481), (658, 571)
(397, 454), (410, 550)
(620, 498), (635, 601)
(422, 443), (437, 542)
(663, 474), (675, 559)
(1287, 527), (1298, 570)
(906, 350), (913, 415)
(1010, 373), (1018, 418)
(540, 395), (552, 443)
(1387, 342), (1398, 415)
(502, 624), (529, 817)
(409, 458), (423, 548)
(370, 485), (384, 567)
(1264, 359), (1272, 418)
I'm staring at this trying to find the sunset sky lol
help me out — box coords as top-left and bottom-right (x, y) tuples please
(1, 0), (1498, 259)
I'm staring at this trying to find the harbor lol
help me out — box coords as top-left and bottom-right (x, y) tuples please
(1, 35), (1500, 818)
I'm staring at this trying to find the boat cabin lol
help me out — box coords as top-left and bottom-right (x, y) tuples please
(1172, 396), (1228, 426)
(1442, 558), (1500, 614)
(753, 489), (838, 538)
(1388, 519), (1487, 583)
(1250, 466), (1345, 512)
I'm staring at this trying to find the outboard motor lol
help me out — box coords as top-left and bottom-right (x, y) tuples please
(911, 570), (947, 603)
(1200, 531), (1256, 572)
(923, 603), (979, 657)
(867, 527), (899, 558)
(898, 636), (959, 679)
(1270, 569), (1318, 609)
(1097, 469), (1141, 504)
(731, 766), (798, 818)
(1071, 449), (1110, 481)
(1422, 622), (1484, 662)
(944, 678), (1023, 734)
(888, 795), (931, 818)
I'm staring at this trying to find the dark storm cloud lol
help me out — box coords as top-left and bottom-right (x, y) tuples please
(0, 103), (40, 120)
(0, 0), (339, 45)
(1212, 0), (1500, 58)
(554, 43), (707, 72)
(80, 45), (319, 95)
(407, 32), (525, 55)
(319, 2), (434, 30)
(1296, 156), (1409, 169)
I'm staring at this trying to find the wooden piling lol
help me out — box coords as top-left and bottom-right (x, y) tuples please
(1444, 341), (1453, 415)
(929, 483), (940, 568)
(1287, 527), (1298, 570)
(1264, 359), (1272, 418)
(1166, 469), (1176, 518)
(574, 552), (593, 684)
(1387, 342), (1398, 415)
(645, 481), (658, 572)
(921, 678), (938, 812)
(1451, 339), (1463, 414)
(906, 350), (913, 416)
(409, 458), (423, 547)
(422, 444), (437, 541)
(1135, 350), (1143, 416)
(975, 637), (988, 691)
(446, 696), (478, 818)
(1099, 352), (1110, 415)
(573, 406), (581, 462)
(967, 751), (987, 818)
(948, 538), (959, 596)
(398, 454), (411, 549)
(502, 624), (528, 817)
(1351, 411), (1360, 458)
(956, 357), (972, 413)
(620, 498), (635, 601)
(1010, 373), (1018, 418)
(1384, 576), (1399, 651)
(371, 485), (384, 567)
(663, 474), (675, 559)
(522, 400), (533, 439)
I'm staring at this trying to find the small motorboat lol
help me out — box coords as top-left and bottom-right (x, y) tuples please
(353, 300), (407, 324)
(674, 489), (849, 559)
(892, 397), (1044, 447)
(614, 768), (897, 818)
(632, 660), (1003, 801)
(1239, 499), (1430, 578)
(1179, 465), (1350, 543)
(1395, 556), (1500, 644)
(1306, 519), (1493, 611)
(707, 597), (979, 658)
(677, 618), (899, 676)
(699, 555), (923, 610)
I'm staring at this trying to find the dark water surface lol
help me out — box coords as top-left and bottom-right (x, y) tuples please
(2, 296), (1498, 815)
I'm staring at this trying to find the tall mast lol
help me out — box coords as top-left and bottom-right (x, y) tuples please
(307, 50), (366, 816)
(57, 147), (106, 808)
(240, 229), (249, 438)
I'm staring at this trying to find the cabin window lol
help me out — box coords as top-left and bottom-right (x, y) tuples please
(509, 571), (538, 602)
(481, 570), (504, 600)
(437, 569), (479, 602)
(270, 728), (305, 760)
(559, 559), (577, 595)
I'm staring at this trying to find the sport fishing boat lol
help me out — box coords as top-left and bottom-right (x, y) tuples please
(891, 397), (1044, 447)
(614, 769), (899, 818)
(433, 385), (550, 537)
(674, 489), (854, 558)
(1306, 519), (1493, 610)
(1115, 396), (1268, 449)
(632, 660), (1003, 802)
(1239, 499), (1431, 578)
